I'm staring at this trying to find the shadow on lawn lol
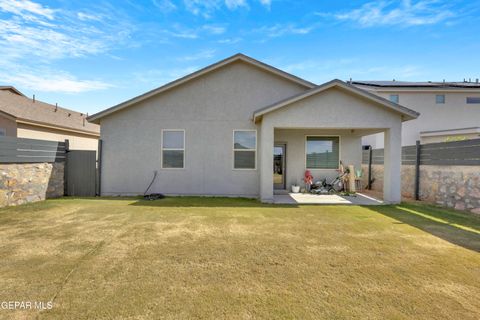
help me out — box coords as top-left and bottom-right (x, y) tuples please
(371, 204), (480, 252)
(129, 196), (299, 208)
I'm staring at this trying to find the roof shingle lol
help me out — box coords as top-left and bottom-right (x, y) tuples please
(0, 89), (99, 134)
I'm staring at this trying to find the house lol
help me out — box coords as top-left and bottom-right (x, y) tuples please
(87, 54), (419, 203)
(0, 86), (99, 150)
(353, 81), (480, 148)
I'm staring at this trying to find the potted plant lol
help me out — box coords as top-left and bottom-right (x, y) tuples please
(291, 181), (300, 193)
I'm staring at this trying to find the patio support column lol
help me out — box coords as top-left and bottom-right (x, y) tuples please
(383, 122), (402, 204)
(259, 120), (274, 203)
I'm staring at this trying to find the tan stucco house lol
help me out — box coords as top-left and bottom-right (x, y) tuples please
(88, 54), (419, 203)
(0, 86), (99, 150)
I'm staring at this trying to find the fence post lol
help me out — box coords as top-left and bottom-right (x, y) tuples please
(97, 139), (102, 196)
(63, 139), (70, 196)
(367, 145), (373, 190)
(414, 140), (421, 200)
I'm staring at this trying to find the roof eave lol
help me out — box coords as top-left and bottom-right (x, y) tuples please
(87, 53), (316, 123)
(16, 118), (100, 136)
(253, 79), (420, 122)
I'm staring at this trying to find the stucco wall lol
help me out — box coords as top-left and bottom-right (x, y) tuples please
(0, 114), (17, 136)
(362, 164), (480, 214)
(17, 123), (98, 150)
(99, 60), (309, 196)
(274, 129), (362, 189)
(0, 162), (64, 207)
(362, 91), (480, 148)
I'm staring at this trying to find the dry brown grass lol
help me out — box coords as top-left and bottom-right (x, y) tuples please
(0, 197), (479, 319)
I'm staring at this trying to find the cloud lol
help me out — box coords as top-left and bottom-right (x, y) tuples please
(0, 20), (107, 60)
(77, 12), (102, 21)
(217, 37), (242, 44)
(256, 23), (314, 38)
(0, 0), (132, 93)
(177, 49), (216, 61)
(225, 0), (248, 10)
(259, 0), (271, 9)
(183, 0), (250, 17)
(202, 24), (227, 34)
(183, 0), (220, 17)
(160, 24), (227, 39)
(152, 0), (177, 12)
(333, 0), (455, 27)
(0, 0), (55, 20)
(0, 1), (133, 60)
(0, 67), (112, 93)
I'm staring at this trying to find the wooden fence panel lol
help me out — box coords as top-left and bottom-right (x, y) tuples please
(420, 139), (480, 166)
(362, 138), (480, 166)
(0, 136), (66, 163)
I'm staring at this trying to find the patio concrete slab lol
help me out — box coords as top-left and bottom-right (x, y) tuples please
(273, 192), (383, 205)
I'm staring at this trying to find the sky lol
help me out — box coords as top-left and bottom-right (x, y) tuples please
(0, 0), (479, 115)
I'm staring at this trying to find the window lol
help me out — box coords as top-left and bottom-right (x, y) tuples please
(0, 128), (5, 136)
(306, 136), (340, 169)
(389, 94), (399, 103)
(467, 97), (480, 104)
(436, 94), (445, 104)
(233, 130), (256, 169)
(161, 130), (184, 168)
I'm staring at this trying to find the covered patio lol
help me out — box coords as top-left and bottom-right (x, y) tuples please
(273, 191), (383, 205)
(253, 80), (419, 204)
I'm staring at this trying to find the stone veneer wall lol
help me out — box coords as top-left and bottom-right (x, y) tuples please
(362, 164), (480, 214)
(0, 162), (64, 207)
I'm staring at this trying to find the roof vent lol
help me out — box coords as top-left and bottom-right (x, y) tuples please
(55, 103), (58, 112)
(68, 113), (71, 117)
(476, 78), (479, 84)
(32, 94), (35, 103)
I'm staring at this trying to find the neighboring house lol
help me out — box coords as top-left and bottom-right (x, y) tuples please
(0, 86), (99, 150)
(353, 81), (480, 148)
(87, 54), (419, 203)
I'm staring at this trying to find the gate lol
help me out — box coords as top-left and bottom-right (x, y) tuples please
(66, 150), (96, 196)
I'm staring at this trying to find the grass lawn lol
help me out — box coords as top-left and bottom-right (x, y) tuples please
(0, 197), (479, 319)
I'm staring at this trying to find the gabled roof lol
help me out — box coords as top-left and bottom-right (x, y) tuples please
(0, 90), (99, 135)
(0, 86), (25, 97)
(253, 79), (420, 122)
(87, 53), (316, 124)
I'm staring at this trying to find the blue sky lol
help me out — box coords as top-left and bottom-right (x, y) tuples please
(1, 0), (479, 114)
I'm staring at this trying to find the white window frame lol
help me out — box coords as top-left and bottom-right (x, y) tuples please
(305, 135), (341, 170)
(233, 130), (257, 170)
(161, 129), (185, 169)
